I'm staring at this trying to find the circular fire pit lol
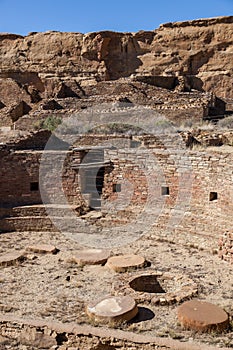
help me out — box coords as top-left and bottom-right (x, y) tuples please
(113, 271), (198, 305)
(129, 274), (166, 294)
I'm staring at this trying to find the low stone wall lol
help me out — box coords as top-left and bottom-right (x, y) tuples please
(0, 315), (229, 350)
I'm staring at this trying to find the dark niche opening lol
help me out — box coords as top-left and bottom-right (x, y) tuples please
(209, 191), (218, 201)
(161, 186), (169, 196)
(30, 182), (39, 192)
(129, 275), (166, 294)
(113, 183), (121, 193)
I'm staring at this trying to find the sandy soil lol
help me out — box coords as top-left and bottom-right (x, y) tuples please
(0, 227), (232, 349)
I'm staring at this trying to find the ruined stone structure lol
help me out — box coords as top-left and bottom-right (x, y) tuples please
(0, 130), (232, 260)
(1, 16), (233, 350)
(1, 16), (233, 128)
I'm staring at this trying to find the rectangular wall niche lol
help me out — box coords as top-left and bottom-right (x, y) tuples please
(113, 184), (121, 193)
(30, 182), (39, 191)
(161, 186), (169, 196)
(209, 192), (218, 201)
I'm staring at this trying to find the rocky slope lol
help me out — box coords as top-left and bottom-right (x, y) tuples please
(0, 16), (233, 128)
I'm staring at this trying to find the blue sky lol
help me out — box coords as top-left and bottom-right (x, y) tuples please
(1, 0), (233, 35)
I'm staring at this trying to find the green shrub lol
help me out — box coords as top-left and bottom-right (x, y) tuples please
(41, 116), (62, 131)
(33, 116), (62, 131)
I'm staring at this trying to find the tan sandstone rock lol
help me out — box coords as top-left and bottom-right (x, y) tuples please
(106, 254), (146, 272)
(1, 16), (233, 99)
(26, 244), (58, 254)
(71, 249), (111, 266)
(0, 251), (26, 267)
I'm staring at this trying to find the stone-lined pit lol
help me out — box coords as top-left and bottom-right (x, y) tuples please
(113, 271), (198, 305)
(129, 275), (166, 294)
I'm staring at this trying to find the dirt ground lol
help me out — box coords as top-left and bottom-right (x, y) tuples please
(0, 226), (232, 349)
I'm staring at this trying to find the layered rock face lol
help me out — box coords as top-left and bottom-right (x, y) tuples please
(0, 16), (233, 127)
(1, 16), (233, 95)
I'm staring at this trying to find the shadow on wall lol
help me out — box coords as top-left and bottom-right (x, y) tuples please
(82, 32), (143, 80)
(104, 35), (143, 80)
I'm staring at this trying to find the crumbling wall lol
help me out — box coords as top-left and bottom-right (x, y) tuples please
(0, 315), (220, 350)
(218, 232), (233, 264)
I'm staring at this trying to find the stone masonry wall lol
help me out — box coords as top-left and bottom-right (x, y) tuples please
(1, 139), (233, 252)
(103, 147), (233, 245)
(1, 315), (221, 350)
(0, 150), (83, 208)
(218, 232), (233, 264)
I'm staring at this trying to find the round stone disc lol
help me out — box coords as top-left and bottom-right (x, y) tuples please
(177, 300), (229, 332)
(86, 295), (138, 324)
(106, 254), (145, 272)
(0, 251), (25, 267)
(72, 249), (111, 266)
(26, 244), (58, 254)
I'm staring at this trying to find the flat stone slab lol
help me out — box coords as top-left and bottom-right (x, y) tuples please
(177, 300), (229, 332)
(71, 249), (111, 266)
(0, 251), (26, 267)
(106, 254), (146, 272)
(86, 295), (138, 324)
(82, 211), (102, 219)
(26, 244), (58, 254)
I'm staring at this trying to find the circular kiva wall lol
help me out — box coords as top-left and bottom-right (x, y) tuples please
(113, 271), (198, 305)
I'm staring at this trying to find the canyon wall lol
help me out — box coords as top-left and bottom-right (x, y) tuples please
(0, 16), (233, 100)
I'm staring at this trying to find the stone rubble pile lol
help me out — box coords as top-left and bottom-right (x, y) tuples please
(218, 232), (233, 264)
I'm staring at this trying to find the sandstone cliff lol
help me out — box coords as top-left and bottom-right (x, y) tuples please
(1, 16), (233, 96)
(0, 16), (233, 128)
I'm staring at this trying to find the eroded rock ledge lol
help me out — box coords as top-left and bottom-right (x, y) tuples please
(0, 16), (233, 98)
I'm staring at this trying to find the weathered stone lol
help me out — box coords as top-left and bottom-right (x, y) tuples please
(218, 232), (233, 264)
(0, 251), (26, 267)
(106, 254), (146, 272)
(41, 99), (63, 110)
(1, 17), (233, 99)
(0, 78), (31, 107)
(82, 211), (102, 219)
(9, 101), (32, 122)
(26, 244), (58, 254)
(71, 249), (111, 266)
(113, 271), (198, 305)
(86, 295), (138, 324)
(177, 300), (229, 332)
(19, 329), (57, 349)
